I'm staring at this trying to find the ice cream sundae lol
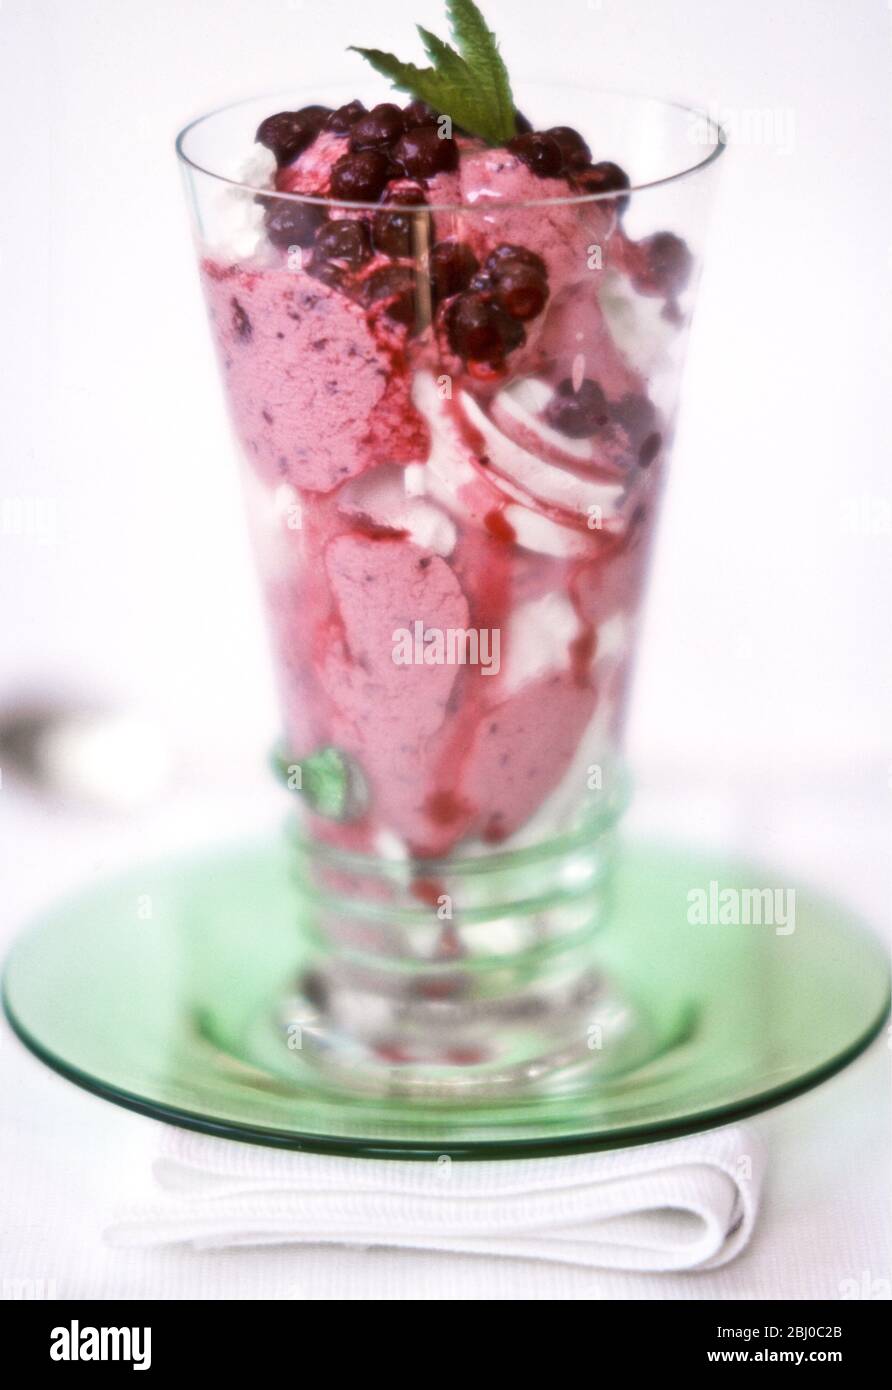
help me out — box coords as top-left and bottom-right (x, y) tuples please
(180, 1), (713, 1087)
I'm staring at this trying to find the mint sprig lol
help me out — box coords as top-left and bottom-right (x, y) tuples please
(349, 0), (517, 147)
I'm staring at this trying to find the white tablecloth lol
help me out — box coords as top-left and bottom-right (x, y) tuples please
(1, 771), (889, 1300)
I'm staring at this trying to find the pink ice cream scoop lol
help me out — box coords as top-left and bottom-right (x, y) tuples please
(201, 261), (427, 494)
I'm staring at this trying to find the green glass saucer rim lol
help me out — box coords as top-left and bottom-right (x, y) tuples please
(4, 835), (890, 1161)
(4, 973), (888, 1162)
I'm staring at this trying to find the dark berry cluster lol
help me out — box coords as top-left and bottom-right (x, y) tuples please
(253, 101), (641, 367)
(446, 245), (549, 368)
(546, 379), (662, 468)
(507, 125), (590, 178)
(257, 100), (458, 197)
(256, 101), (456, 329)
(255, 101), (550, 362)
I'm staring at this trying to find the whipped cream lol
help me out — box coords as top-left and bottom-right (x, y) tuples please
(207, 147), (277, 262)
(340, 464), (457, 555)
(503, 591), (581, 695)
(459, 391), (624, 519)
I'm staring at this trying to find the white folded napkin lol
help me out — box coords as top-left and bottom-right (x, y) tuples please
(106, 1122), (764, 1272)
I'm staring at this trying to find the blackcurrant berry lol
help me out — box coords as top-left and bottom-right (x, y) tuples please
(325, 101), (367, 135)
(546, 126), (591, 170)
(446, 293), (524, 362)
(485, 243), (547, 279)
(329, 149), (390, 201)
(256, 107), (331, 165)
(447, 294), (500, 360)
(363, 265), (414, 300)
(350, 103), (405, 151)
(393, 126), (459, 177)
(362, 265), (417, 326)
(307, 258), (350, 291)
(372, 187), (428, 257)
(494, 308), (525, 353)
(611, 392), (656, 439)
(264, 197), (327, 248)
(314, 218), (372, 266)
(493, 264), (548, 321)
(638, 432), (662, 468)
(635, 232), (693, 297)
(507, 132), (564, 178)
(546, 378), (610, 438)
(403, 100), (440, 129)
(611, 394), (661, 465)
(428, 240), (479, 300)
(574, 160), (631, 214)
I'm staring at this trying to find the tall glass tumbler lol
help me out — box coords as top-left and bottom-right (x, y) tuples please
(177, 86), (725, 1097)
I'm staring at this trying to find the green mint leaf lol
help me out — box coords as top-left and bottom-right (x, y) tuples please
(348, 47), (465, 123)
(414, 26), (501, 139)
(347, 48), (443, 109)
(349, 1), (517, 146)
(415, 25), (466, 79)
(445, 0), (515, 143)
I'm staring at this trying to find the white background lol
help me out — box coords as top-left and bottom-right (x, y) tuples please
(1, 0), (890, 1302)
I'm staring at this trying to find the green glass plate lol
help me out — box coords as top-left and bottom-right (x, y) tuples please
(3, 839), (889, 1159)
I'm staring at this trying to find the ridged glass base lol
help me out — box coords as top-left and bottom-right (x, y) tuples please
(279, 779), (645, 1098)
